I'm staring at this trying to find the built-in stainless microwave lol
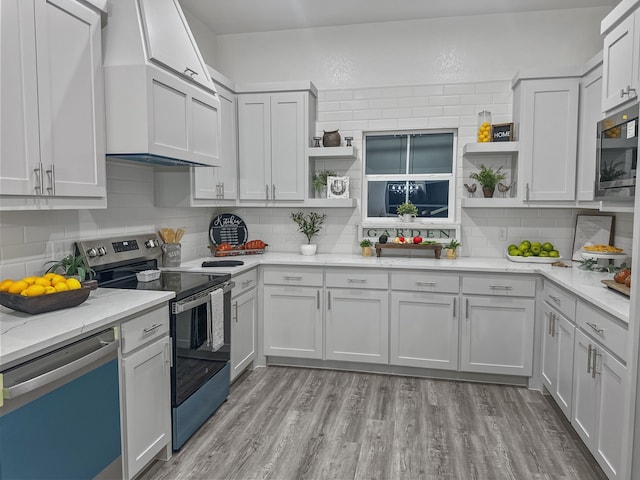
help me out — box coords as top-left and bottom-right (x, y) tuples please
(595, 104), (637, 200)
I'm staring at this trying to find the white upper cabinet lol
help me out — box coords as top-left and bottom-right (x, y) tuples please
(0, 0), (106, 207)
(138, 0), (214, 91)
(601, 7), (639, 113)
(513, 75), (580, 202)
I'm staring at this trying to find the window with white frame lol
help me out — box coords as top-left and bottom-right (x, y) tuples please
(363, 131), (457, 223)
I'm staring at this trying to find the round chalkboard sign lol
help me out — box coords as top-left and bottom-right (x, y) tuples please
(209, 214), (248, 247)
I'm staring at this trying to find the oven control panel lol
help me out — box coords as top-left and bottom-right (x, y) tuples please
(76, 233), (162, 268)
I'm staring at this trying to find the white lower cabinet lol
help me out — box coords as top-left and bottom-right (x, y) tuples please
(390, 292), (458, 370)
(540, 302), (575, 419)
(325, 288), (389, 364)
(231, 283), (257, 382)
(263, 285), (323, 359)
(460, 295), (535, 376)
(572, 328), (627, 479)
(119, 306), (171, 480)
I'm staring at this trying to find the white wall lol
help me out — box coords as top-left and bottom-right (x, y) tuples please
(183, 9), (219, 69)
(214, 8), (609, 88)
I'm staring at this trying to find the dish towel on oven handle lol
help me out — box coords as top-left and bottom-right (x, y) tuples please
(207, 288), (224, 351)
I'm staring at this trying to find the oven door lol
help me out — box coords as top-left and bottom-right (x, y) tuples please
(170, 282), (232, 407)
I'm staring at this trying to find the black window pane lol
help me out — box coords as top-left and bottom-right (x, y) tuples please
(367, 180), (449, 218)
(410, 134), (454, 174)
(365, 136), (407, 174)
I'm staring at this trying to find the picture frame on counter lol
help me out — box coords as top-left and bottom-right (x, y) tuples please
(571, 214), (615, 261)
(327, 176), (350, 199)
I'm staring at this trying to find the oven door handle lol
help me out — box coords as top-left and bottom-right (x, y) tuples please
(172, 281), (234, 314)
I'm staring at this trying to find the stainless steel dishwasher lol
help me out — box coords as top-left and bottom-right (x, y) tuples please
(0, 327), (121, 480)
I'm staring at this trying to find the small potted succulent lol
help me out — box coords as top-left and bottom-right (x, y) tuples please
(43, 254), (95, 281)
(469, 164), (507, 198)
(444, 239), (461, 259)
(312, 170), (337, 198)
(290, 211), (327, 255)
(396, 201), (418, 222)
(359, 239), (373, 257)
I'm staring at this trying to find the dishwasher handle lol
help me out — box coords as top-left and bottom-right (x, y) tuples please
(3, 333), (118, 400)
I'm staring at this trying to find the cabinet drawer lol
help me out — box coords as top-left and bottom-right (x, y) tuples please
(120, 305), (170, 354)
(233, 268), (258, 297)
(576, 301), (628, 362)
(263, 266), (322, 287)
(543, 281), (576, 320)
(462, 274), (536, 297)
(391, 271), (459, 293)
(325, 269), (388, 290)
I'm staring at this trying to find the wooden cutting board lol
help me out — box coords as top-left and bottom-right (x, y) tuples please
(601, 279), (631, 297)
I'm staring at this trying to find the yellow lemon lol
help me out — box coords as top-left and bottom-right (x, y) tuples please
(44, 286), (57, 294)
(51, 275), (68, 286)
(65, 278), (82, 290)
(8, 281), (29, 294)
(0, 279), (14, 292)
(54, 282), (69, 292)
(34, 277), (51, 287)
(21, 284), (46, 297)
(21, 276), (37, 286)
(43, 273), (57, 280)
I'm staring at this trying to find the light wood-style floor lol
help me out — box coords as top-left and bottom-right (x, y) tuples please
(140, 366), (606, 480)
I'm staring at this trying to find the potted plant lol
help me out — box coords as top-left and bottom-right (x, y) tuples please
(396, 201), (418, 222)
(43, 254), (95, 281)
(359, 239), (373, 257)
(469, 164), (507, 198)
(290, 211), (327, 255)
(312, 170), (337, 198)
(444, 239), (461, 259)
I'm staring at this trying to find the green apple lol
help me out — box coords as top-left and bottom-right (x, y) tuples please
(530, 245), (542, 256)
(549, 250), (560, 258)
(542, 242), (554, 252)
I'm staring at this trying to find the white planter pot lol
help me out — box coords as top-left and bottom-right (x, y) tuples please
(399, 214), (415, 222)
(300, 244), (317, 256)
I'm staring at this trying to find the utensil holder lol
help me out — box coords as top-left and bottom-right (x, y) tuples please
(162, 243), (181, 267)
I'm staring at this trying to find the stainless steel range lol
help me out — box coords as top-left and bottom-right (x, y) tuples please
(76, 234), (233, 450)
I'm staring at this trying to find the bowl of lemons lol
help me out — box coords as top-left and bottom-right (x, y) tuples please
(0, 274), (96, 314)
(507, 240), (561, 263)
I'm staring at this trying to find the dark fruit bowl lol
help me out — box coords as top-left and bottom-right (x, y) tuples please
(0, 281), (97, 315)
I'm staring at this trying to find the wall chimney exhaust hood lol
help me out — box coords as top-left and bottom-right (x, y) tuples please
(102, 0), (221, 168)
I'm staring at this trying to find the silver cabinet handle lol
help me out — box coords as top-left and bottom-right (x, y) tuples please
(328, 291), (331, 310)
(548, 311), (553, 336)
(164, 340), (172, 370)
(241, 279), (254, 288)
(220, 182), (224, 199)
(34, 164), (43, 194)
(526, 183), (530, 201)
(587, 344), (593, 374)
(465, 298), (469, 319)
(283, 275), (303, 281)
(266, 184), (269, 199)
(143, 323), (162, 333)
(489, 285), (512, 290)
(317, 290), (320, 309)
(548, 295), (561, 303)
(272, 184), (275, 200)
(551, 313), (557, 337)
(183, 67), (198, 77)
(452, 297), (456, 318)
(586, 322), (604, 334)
(234, 301), (239, 323)
(45, 164), (55, 196)
(416, 281), (436, 286)
(592, 350), (600, 379)
(347, 279), (367, 283)
(620, 86), (636, 98)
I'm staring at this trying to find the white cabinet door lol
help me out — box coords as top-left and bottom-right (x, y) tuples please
(121, 336), (171, 480)
(542, 304), (575, 419)
(270, 93), (306, 201)
(325, 289), (389, 364)
(517, 78), (579, 202)
(595, 345), (627, 479)
(0, 0), (40, 196)
(263, 285), (322, 359)
(190, 88), (221, 167)
(390, 292), (458, 370)
(577, 61), (603, 201)
(571, 328), (598, 449)
(238, 94), (271, 200)
(460, 295), (535, 375)
(138, 0), (213, 91)
(602, 13), (638, 112)
(231, 287), (257, 381)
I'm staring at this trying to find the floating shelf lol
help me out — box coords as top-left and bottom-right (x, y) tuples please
(461, 197), (522, 208)
(303, 198), (357, 208)
(307, 146), (356, 159)
(463, 142), (519, 155)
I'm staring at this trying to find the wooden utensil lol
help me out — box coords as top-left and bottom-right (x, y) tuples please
(157, 230), (166, 243)
(175, 228), (184, 243)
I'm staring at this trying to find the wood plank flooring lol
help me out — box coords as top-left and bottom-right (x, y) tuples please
(140, 366), (607, 480)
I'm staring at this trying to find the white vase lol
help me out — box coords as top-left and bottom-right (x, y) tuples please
(300, 244), (317, 255)
(400, 214), (415, 222)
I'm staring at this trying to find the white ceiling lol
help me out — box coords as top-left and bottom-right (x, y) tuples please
(179, 0), (618, 35)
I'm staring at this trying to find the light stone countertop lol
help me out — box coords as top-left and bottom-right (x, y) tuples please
(0, 288), (174, 370)
(175, 252), (630, 323)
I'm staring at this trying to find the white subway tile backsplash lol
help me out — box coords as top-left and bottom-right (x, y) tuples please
(412, 85), (445, 96)
(368, 98), (399, 109)
(323, 90), (354, 102)
(444, 84), (477, 95)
